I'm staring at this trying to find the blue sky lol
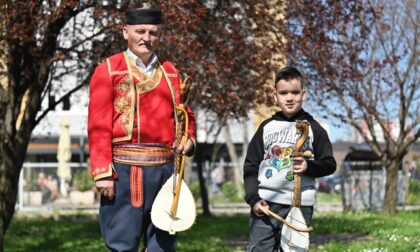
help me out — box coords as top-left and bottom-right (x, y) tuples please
(328, 123), (351, 142)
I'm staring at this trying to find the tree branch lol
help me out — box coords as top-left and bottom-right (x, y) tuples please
(34, 66), (93, 125)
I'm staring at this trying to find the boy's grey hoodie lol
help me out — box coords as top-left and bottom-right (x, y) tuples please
(243, 109), (336, 207)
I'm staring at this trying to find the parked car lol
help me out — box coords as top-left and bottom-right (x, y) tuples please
(317, 174), (342, 194)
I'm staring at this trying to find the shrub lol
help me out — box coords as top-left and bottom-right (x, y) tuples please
(407, 179), (420, 204)
(74, 171), (94, 192)
(189, 181), (201, 200)
(409, 178), (420, 192)
(221, 181), (239, 202)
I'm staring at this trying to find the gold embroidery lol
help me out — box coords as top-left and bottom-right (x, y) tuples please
(166, 73), (177, 78)
(135, 85), (141, 142)
(128, 60), (163, 94)
(110, 70), (129, 75)
(111, 53), (135, 143)
(113, 75), (133, 135)
(114, 97), (130, 114)
(93, 164), (114, 181)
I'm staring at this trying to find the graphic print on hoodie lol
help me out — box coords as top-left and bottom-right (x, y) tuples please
(257, 117), (317, 206)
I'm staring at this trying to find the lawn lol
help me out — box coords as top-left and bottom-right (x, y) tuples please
(5, 210), (420, 251)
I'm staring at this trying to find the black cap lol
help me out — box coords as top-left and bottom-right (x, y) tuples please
(126, 8), (162, 25)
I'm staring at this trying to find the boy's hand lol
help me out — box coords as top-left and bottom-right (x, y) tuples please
(292, 156), (307, 174)
(253, 199), (269, 216)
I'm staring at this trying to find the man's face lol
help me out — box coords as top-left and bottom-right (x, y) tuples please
(273, 79), (306, 118)
(123, 24), (161, 58)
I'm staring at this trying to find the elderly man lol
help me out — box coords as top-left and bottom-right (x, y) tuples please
(88, 8), (196, 252)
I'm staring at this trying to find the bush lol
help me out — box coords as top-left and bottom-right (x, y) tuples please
(221, 181), (239, 202)
(409, 178), (420, 192)
(189, 181), (201, 200)
(407, 179), (420, 204)
(74, 171), (94, 192)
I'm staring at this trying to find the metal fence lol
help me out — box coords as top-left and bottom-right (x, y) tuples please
(16, 160), (240, 212)
(341, 160), (409, 211)
(17, 162), (98, 212)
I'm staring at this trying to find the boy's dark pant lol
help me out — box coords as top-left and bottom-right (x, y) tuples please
(247, 202), (313, 252)
(99, 162), (176, 252)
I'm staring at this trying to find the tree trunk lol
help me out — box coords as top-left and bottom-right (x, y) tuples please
(224, 125), (243, 198)
(241, 118), (249, 181)
(209, 143), (223, 201)
(383, 160), (400, 214)
(0, 77), (38, 252)
(0, 169), (19, 252)
(194, 148), (210, 216)
(0, 144), (23, 252)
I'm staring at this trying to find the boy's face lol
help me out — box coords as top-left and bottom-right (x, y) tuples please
(273, 79), (306, 118)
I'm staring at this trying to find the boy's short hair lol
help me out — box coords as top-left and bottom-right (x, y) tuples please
(274, 66), (305, 89)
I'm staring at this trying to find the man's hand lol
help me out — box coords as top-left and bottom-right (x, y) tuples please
(174, 136), (194, 156)
(253, 199), (269, 216)
(96, 177), (115, 200)
(292, 156), (308, 174)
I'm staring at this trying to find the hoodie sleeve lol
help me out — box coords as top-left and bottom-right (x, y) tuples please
(304, 121), (337, 177)
(243, 122), (266, 207)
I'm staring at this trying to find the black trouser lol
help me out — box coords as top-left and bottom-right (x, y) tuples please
(247, 202), (313, 252)
(99, 163), (176, 252)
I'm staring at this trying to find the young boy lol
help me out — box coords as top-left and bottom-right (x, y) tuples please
(243, 66), (336, 251)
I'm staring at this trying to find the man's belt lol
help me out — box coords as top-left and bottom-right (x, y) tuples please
(113, 143), (174, 166)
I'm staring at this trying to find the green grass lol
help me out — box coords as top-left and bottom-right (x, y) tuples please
(5, 219), (105, 251)
(311, 211), (420, 251)
(316, 192), (342, 203)
(407, 179), (420, 205)
(5, 214), (249, 252)
(5, 210), (420, 251)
